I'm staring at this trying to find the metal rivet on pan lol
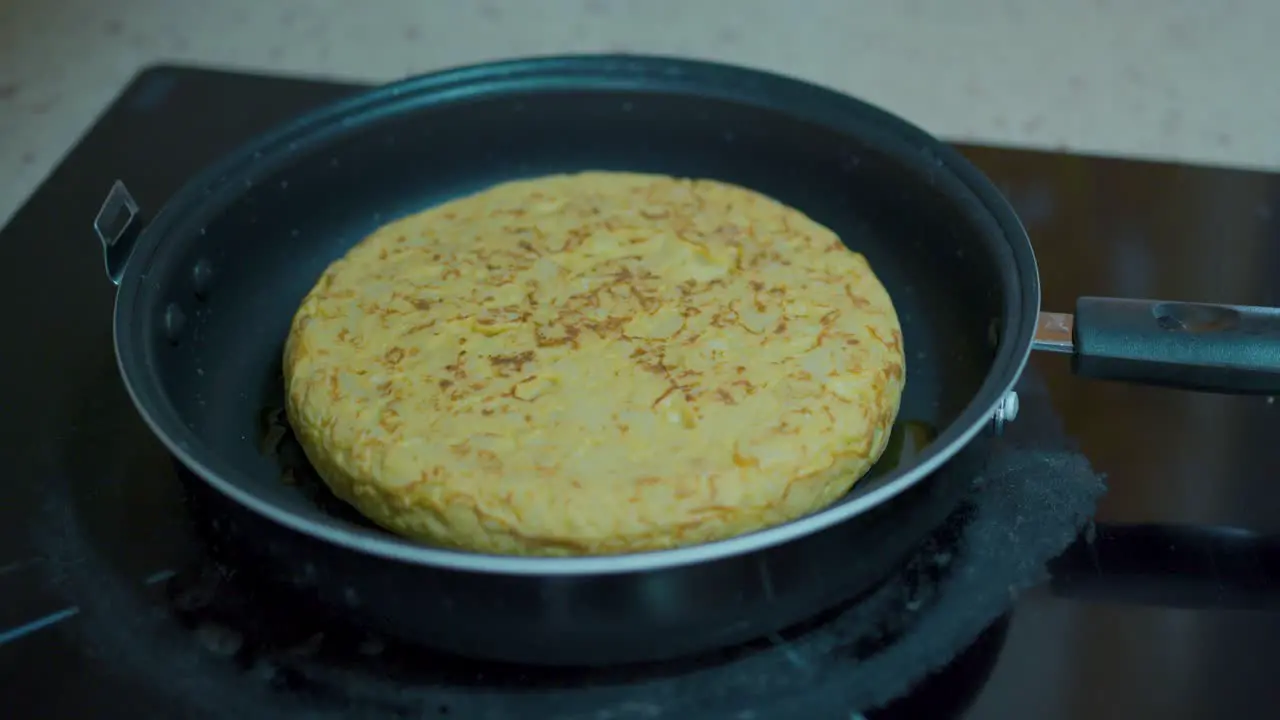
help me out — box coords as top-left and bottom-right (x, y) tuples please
(991, 391), (1020, 436)
(192, 259), (214, 300)
(163, 303), (186, 344)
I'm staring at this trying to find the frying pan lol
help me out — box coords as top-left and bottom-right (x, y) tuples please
(92, 55), (1280, 665)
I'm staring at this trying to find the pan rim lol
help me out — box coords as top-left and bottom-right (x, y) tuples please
(111, 53), (1040, 576)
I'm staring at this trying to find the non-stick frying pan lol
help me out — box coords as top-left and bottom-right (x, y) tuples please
(92, 55), (1280, 665)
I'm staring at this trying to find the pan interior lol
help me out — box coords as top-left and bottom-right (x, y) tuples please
(129, 86), (1015, 547)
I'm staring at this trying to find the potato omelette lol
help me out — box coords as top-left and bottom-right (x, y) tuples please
(283, 171), (905, 557)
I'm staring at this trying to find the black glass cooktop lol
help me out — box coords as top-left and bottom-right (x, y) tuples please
(2, 65), (1280, 719)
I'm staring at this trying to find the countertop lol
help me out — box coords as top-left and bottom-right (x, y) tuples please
(1, 0), (1278, 226)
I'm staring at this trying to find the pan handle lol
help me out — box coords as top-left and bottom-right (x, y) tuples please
(1032, 298), (1280, 395)
(93, 180), (145, 286)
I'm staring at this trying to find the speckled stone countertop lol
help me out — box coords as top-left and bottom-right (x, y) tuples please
(1, 0), (1278, 225)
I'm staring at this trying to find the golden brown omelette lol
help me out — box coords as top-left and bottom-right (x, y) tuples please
(283, 171), (905, 556)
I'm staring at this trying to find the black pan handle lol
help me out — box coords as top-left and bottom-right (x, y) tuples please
(1032, 298), (1280, 394)
(93, 180), (146, 286)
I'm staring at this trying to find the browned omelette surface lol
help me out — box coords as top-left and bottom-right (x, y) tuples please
(283, 171), (905, 556)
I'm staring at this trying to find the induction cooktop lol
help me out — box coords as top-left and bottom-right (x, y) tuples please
(2, 64), (1280, 719)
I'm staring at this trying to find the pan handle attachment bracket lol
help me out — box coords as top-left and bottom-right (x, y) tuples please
(990, 391), (1020, 436)
(94, 180), (145, 286)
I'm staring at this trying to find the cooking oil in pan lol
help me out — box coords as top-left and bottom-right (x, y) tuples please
(259, 405), (305, 486)
(258, 403), (382, 524)
(866, 420), (938, 478)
